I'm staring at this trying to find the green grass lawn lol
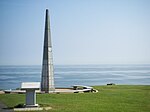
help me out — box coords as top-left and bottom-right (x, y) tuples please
(0, 85), (150, 112)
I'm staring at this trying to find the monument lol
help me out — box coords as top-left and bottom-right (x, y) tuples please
(21, 82), (40, 107)
(41, 9), (55, 93)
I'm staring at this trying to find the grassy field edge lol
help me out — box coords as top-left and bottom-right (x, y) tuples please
(0, 85), (150, 112)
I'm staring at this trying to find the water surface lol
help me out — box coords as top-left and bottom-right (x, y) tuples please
(0, 65), (150, 89)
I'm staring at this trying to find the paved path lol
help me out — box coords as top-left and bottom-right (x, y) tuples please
(0, 102), (13, 112)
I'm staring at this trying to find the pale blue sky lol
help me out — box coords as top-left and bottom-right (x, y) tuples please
(0, 0), (150, 65)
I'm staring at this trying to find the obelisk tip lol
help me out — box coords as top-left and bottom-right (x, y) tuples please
(46, 9), (49, 12)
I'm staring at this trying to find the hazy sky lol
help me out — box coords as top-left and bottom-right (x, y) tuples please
(0, 0), (150, 65)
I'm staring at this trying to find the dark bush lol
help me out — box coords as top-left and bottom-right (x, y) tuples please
(14, 104), (24, 108)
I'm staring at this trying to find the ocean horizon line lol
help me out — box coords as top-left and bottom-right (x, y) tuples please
(0, 64), (150, 66)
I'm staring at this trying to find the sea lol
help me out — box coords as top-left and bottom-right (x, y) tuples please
(0, 64), (150, 90)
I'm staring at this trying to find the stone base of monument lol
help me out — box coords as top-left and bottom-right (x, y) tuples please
(14, 107), (52, 111)
(25, 104), (39, 107)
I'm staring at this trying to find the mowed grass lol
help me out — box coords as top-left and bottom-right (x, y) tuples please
(0, 85), (150, 112)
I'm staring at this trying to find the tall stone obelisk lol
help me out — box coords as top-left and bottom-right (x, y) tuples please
(41, 9), (55, 93)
